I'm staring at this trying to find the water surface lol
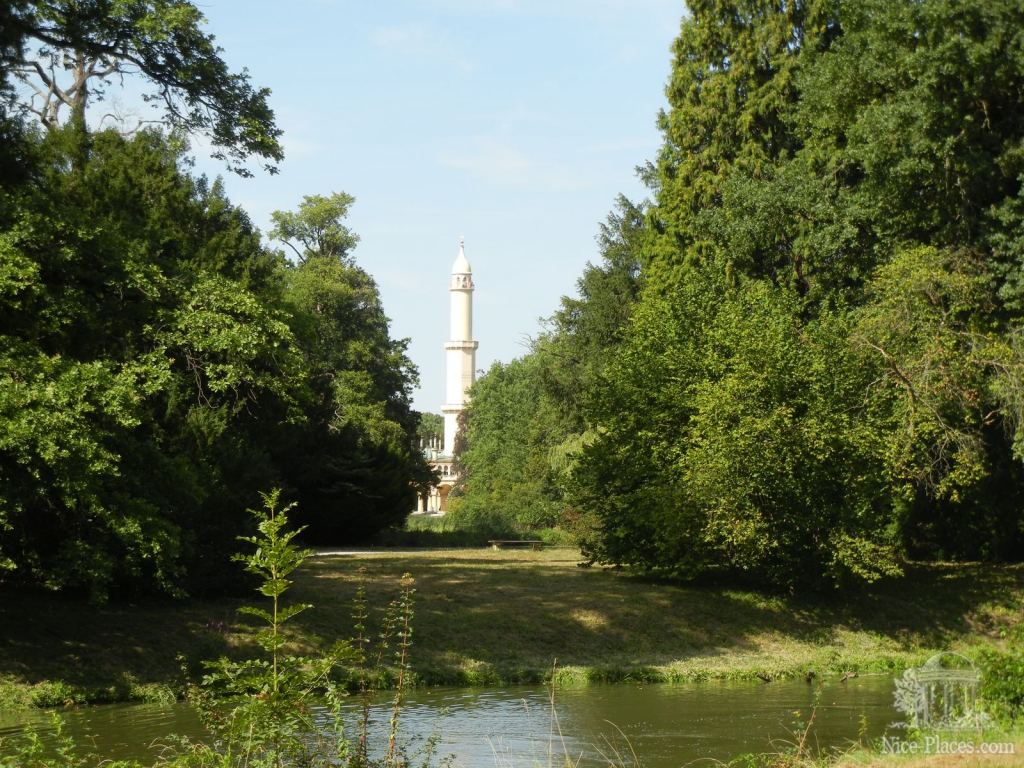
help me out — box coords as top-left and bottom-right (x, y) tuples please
(0, 677), (899, 766)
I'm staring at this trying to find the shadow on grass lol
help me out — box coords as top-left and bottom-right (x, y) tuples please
(832, 562), (1024, 646)
(293, 555), (1023, 683)
(0, 554), (1019, 697)
(0, 587), (257, 697)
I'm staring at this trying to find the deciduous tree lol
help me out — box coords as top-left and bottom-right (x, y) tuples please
(4, 0), (283, 174)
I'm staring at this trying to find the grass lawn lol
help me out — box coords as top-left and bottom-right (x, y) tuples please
(0, 548), (1022, 707)
(832, 733), (1024, 768)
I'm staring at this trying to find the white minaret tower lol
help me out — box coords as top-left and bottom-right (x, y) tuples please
(442, 237), (478, 457)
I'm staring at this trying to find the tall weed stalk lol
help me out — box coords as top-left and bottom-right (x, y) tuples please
(351, 569), (416, 768)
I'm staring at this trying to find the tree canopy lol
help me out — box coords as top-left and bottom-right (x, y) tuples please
(270, 193), (360, 264)
(4, 0), (283, 174)
(0, 5), (427, 599)
(455, 0), (1024, 590)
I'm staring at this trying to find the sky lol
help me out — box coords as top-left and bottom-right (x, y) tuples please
(176, 0), (684, 412)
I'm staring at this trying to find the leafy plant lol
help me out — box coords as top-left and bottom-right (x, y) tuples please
(0, 712), (119, 768)
(0, 490), (421, 767)
(171, 489), (422, 768)
(172, 489), (355, 767)
(349, 567), (416, 768)
(980, 627), (1024, 724)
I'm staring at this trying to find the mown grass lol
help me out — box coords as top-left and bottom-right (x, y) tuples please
(0, 548), (1021, 708)
(369, 514), (573, 547)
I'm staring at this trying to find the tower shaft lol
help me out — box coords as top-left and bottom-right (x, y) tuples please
(442, 240), (477, 457)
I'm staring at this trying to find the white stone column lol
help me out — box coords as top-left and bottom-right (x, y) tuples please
(442, 239), (478, 457)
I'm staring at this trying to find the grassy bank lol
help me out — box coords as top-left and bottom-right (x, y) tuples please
(0, 548), (1021, 708)
(830, 728), (1024, 768)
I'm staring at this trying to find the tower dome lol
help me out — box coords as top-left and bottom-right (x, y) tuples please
(451, 237), (472, 274)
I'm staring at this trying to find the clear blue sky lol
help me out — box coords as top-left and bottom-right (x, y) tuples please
(185, 0), (684, 412)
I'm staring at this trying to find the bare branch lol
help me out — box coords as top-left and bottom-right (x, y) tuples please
(279, 239), (306, 264)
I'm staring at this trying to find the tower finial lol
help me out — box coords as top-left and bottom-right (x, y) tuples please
(451, 236), (472, 275)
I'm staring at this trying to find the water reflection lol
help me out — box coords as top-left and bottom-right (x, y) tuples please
(0, 677), (898, 767)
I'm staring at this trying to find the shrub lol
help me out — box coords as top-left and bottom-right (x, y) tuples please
(28, 680), (81, 708)
(981, 629), (1024, 723)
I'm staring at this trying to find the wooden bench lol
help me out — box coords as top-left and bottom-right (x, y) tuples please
(488, 539), (544, 551)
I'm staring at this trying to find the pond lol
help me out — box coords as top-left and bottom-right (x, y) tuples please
(0, 677), (900, 766)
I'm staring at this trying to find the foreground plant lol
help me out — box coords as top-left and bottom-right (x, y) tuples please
(0, 489), (421, 767)
(178, 489), (426, 767)
(170, 489), (354, 767)
(350, 567), (417, 768)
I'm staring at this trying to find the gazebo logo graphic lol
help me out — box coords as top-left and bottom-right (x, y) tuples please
(893, 652), (989, 731)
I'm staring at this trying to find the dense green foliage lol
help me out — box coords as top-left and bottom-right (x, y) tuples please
(415, 412), (443, 446)
(270, 193), (359, 264)
(448, 355), (571, 532)
(276, 253), (429, 544)
(981, 626), (1024, 725)
(451, 197), (644, 534)
(457, 0), (1024, 589)
(0, 4), (428, 599)
(4, 0), (283, 174)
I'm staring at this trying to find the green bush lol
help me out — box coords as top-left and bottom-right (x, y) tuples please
(532, 527), (575, 546)
(28, 680), (81, 708)
(371, 514), (496, 547)
(981, 631), (1024, 723)
(442, 500), (521, 538)
(0, 679), (32, 710)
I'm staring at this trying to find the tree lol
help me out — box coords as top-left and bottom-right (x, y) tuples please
(270, 193), (360, 264)
(270, 195), (427, 542)
(538, 195), (646, 425)
(647, 0), (830, 286)
(415, 411), (443, 446)
(0, 127), (297, 598)
(452, 196), (646, 536)
(569, 0), (1024, 585)
(570, 266), (903, 589)
(0, 131), (429, 595)
(853, 247), (1024, 561)
(4, 0), (283, 174)
(0, 2), (28, 96)
(790, 0), (1024, 307)
(451, 356), (572, 532)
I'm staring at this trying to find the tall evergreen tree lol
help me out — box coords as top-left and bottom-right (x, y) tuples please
(648, 0), (829, 286)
